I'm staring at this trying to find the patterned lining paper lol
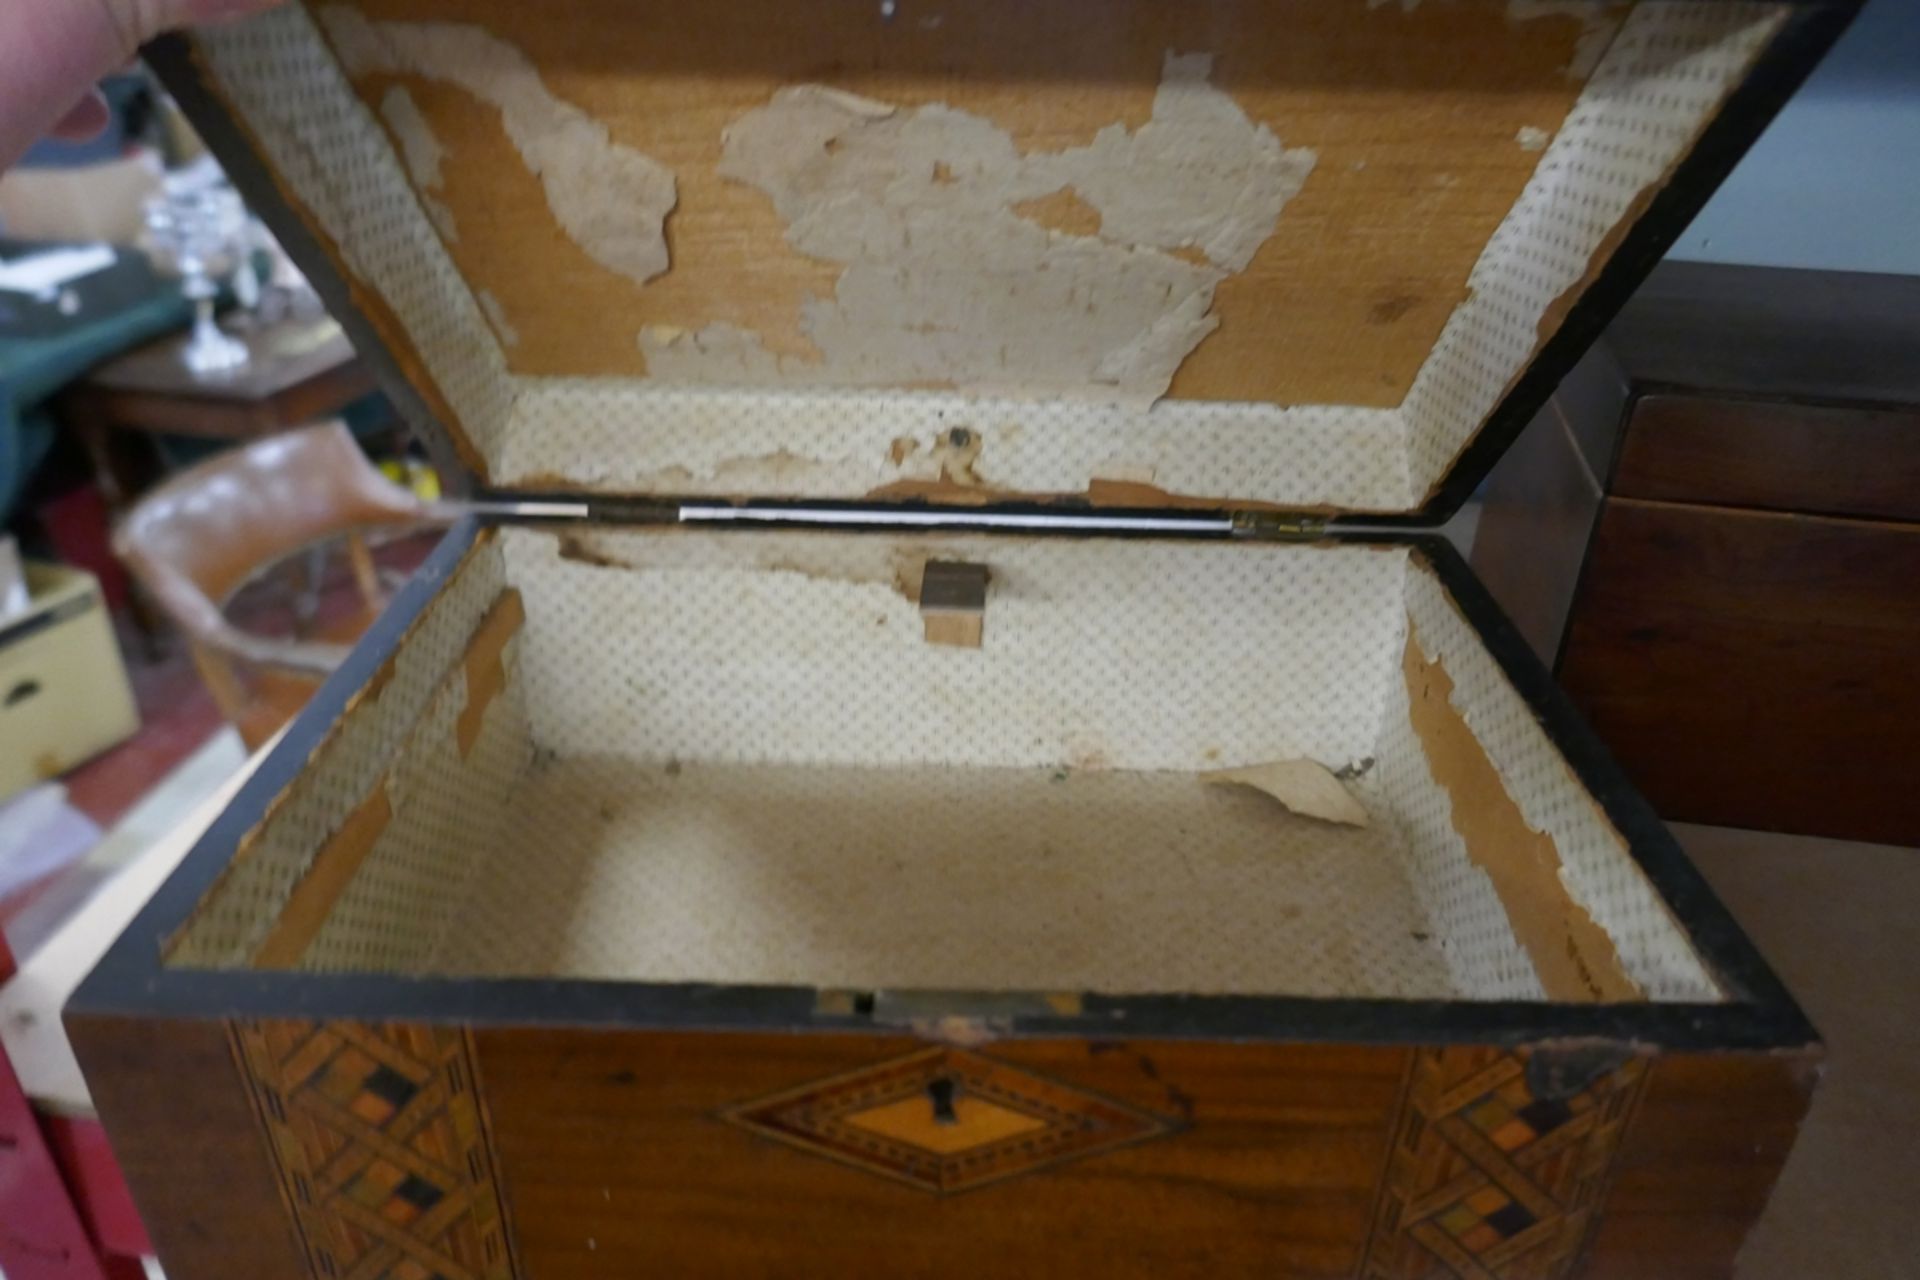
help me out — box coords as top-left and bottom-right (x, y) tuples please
(166, 539), (510, 968)
(193, 2), (1784, 509)
(165, 530), (1719, 1003)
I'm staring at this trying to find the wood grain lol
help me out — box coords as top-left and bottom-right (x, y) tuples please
(67, 1017), (1817, 1279)
(1404, 625), (1639, 1003)
(334, 0), (1599, 406)
(1613, 393), (1920, 523)
(456, 587), (524, 756)
(474, 1028), (1408, 1278)
(251, 781), (395, 968)
(64, 1014), (309, 1280)
(1575, 1051), (1818, 1280)
(1558, 497), (1920, 845)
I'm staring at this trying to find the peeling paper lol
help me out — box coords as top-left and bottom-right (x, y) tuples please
(650, 51), (1314, 404)
(1515, 125), (1550, 152)
(1507, 0), (1624, 79)
(639, 321), (790, 382)
(1036, 52), (1314, 273)
(318, 6), (676, 284)
(378, 85), (458, 242)
(380, 84), (444, 187)
(1401, 624), (1640, 1001)
(1202, 760), (1371, 828)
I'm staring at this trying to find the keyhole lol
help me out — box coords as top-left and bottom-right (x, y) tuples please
(926, 1076), (959, 1125)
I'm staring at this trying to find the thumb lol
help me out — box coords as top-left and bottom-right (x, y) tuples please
(0, 0), (283, 172)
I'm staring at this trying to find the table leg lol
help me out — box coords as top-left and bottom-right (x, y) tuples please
(56, 403), (168, 648)
(66, 417), (146, 520)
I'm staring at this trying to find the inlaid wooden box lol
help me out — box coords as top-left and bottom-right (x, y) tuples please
(72, 4), (1854, 1277)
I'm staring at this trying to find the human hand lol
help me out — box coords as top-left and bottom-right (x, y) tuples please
(2, 0), (287, 173)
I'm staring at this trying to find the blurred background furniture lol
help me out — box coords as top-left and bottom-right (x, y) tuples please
(0, 71), (445, 1280)
(115, 422), (449, 749)
(1470, 262), (1920, 846)
(0, 242), (187, 530)
(56, 312), (375, 521)
(0, 744), (258, 1280)
(0, 561), (138, 802)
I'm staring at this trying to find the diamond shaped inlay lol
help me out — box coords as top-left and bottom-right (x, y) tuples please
(723, 1047), (1175, 1193)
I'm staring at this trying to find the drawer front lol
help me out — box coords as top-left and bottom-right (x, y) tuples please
(1614, 393), (1920, 523)
(1560, 497), (1920, 845)
(0, 587), (137, 797)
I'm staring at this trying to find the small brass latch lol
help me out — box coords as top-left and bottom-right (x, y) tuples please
(1230, 511), (1329, 541)
(919, 560), (990, 648)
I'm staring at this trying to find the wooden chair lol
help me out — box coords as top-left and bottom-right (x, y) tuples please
(114, 422), (451, 748)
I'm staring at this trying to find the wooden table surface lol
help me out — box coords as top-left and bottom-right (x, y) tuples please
(60, 312), (374, 441)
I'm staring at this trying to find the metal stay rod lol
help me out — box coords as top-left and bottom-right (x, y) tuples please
(677, 504), (1237, 535)
(461, 499), (594, 520)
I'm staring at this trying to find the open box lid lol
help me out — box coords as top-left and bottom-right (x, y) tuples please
(150, 1), (1852, 522)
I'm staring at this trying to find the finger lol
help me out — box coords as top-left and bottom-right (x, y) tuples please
(49, 90), (111, 141)
(2, 0), (282, 173)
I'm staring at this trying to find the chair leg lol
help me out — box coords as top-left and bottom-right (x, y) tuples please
(346, 532), (382, 614)
(188, 643), (251, 732)
(292, 544), (328, 637)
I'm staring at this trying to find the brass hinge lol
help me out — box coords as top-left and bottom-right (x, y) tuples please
(1229, 511), (1329, 541)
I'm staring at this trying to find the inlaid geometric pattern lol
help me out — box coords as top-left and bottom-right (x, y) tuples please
(230, 1020), (517, 1280)
(1362, 1047), (1648, 1280)
(723, 1047), (1173, 1194)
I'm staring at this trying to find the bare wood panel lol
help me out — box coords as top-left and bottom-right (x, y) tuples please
(1404, 626), (1639, 1002)
(473, 1028), (1408, 1278)
(1576, 1051), (1818, 1280)
(251, 784), (394, 968)
(339, 0), (1599, 405)
(1558, 498), (1920, 845)
(65, 1014), (309, 1280)
(1614, 393), (1920, 523)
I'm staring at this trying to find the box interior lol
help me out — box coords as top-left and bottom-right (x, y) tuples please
(165, 528), (1722, 1005)
(191, 0), (1788, 513)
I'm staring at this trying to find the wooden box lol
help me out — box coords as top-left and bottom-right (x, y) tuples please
(71, 4), (1855, 1277)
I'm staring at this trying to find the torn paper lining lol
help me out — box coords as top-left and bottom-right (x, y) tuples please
(643, 51), (1316, 405)
(318, 5), (677, 286)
